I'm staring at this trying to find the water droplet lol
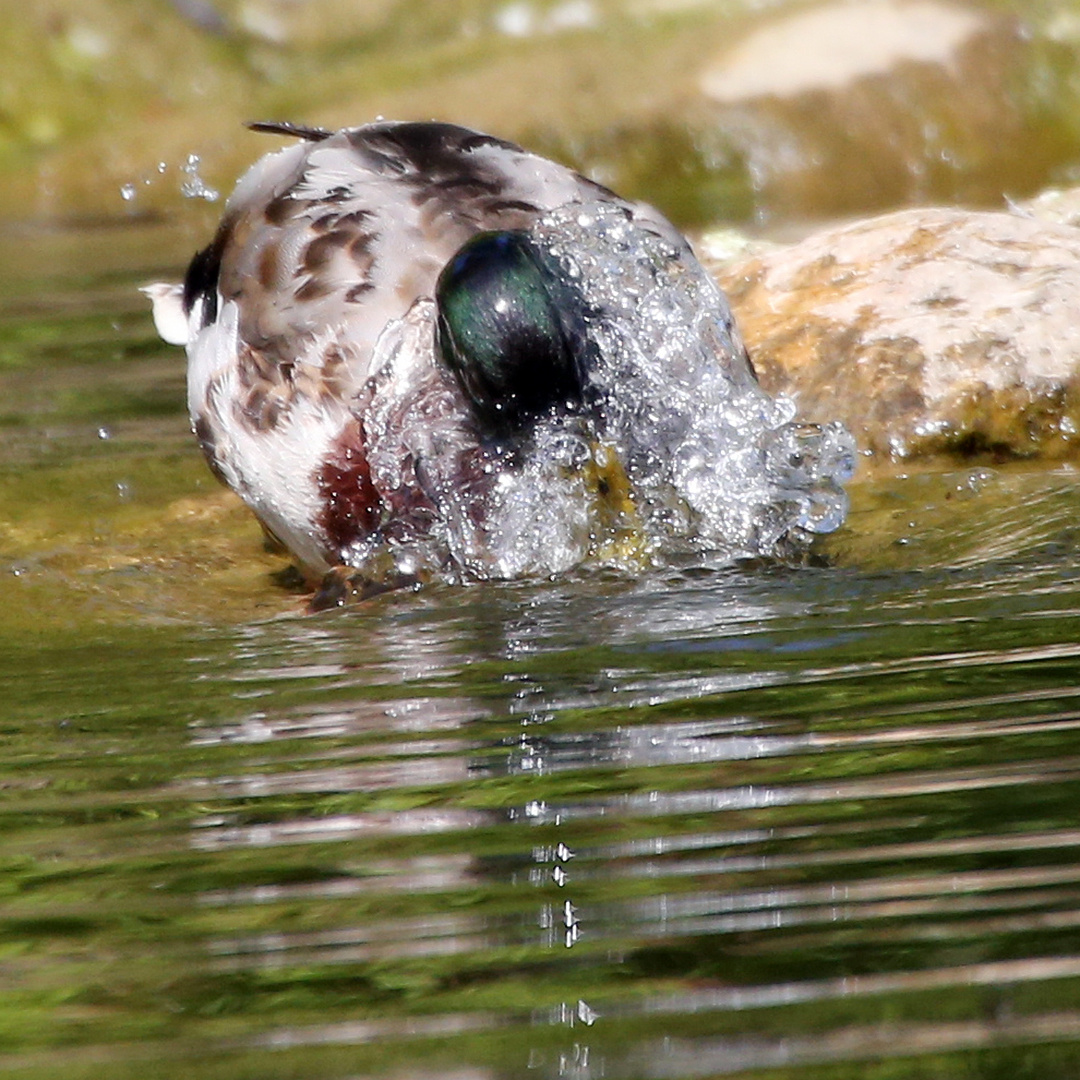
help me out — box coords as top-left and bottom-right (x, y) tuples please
(576, 1000), (598, 1025)
(120, 183), (136, 202)
(180, 153), (220, 201)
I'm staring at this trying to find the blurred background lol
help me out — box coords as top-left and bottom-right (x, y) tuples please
(6, 0), (1080, 233)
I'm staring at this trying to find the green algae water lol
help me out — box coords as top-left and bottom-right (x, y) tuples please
(3, 219), (1080, 1080)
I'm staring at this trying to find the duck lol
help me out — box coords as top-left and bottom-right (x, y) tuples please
(145, 119), (853, 606)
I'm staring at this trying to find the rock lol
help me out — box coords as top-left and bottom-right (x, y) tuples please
(717, 206), (1080, 462)
(701, 1), (985, 102)
(695, 0), (1062, 219)
(519, 0), (1080, 228)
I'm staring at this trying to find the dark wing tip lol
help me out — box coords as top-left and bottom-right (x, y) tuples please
(246, 120), (334, 142)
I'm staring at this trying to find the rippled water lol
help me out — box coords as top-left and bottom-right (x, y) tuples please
(3, 220), (1080, 1079)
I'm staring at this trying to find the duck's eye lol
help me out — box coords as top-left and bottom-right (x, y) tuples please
(436, 230), (588, 438)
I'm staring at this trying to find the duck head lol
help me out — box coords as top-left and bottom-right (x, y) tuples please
(435, 229), (592, 441)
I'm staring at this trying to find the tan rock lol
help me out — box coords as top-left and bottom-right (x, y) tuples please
(701, 1), (985, 102)
(717, 206), (1080, 461)
(696, 0), (1049, 218)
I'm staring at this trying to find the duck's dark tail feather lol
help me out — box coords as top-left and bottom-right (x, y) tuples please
(246, 120), (333, 142)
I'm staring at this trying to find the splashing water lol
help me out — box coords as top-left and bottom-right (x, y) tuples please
(535, 202), (855, 557)
(180, 154), (220, 202)
(357, 200), (854, 584)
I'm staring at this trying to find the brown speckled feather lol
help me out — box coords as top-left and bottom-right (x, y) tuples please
(185, 121), (675, 429)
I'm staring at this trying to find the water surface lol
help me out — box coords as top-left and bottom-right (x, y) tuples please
(2, 219), (1080, 1079)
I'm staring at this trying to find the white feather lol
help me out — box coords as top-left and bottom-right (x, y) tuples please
(140, 283), (189, 346)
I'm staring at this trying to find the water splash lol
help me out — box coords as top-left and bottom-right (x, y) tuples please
(358, 200), (854, 584)
(180, 154), (220, 202)
(533, 202), (854, 559)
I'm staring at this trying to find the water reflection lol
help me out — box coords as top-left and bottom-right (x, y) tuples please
(4, 226), (1080, 1079)
(95, 541), (1065, 1076)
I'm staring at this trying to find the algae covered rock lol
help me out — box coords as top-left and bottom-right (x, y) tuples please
(718, 206), (1080, 461)
(694, 0), (1057, 219)
(528, 0), (1078, 226)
